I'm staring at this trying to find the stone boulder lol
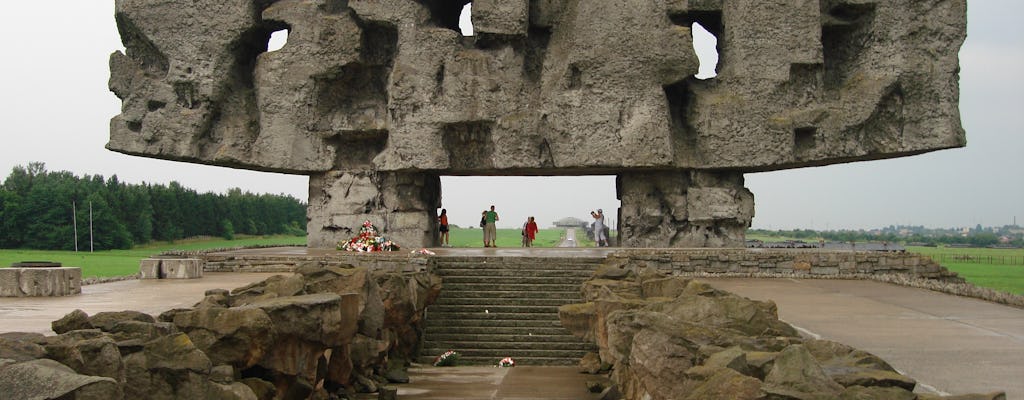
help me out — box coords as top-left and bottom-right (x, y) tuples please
(0, 358), (122, 399)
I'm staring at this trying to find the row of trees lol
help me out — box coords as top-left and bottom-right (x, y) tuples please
(0, 163), (307, 250)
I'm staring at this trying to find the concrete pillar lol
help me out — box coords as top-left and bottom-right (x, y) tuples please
(617, 170), (753, 248)
(307, 171), (441, 249)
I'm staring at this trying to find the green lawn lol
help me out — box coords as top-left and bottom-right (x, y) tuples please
(446, 227), (565, 248)
(906, 246), (1024, 295)
(0, 235), (306, 278)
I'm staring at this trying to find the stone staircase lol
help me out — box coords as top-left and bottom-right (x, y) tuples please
(419, 256), (602, 366)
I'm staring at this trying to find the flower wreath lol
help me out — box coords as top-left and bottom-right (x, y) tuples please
(338, 220), (400, 252)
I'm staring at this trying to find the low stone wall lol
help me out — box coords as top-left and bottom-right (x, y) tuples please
(196, 248), (961, 283)
(201, 252), (433, 274)
(606, 248), (963, 283)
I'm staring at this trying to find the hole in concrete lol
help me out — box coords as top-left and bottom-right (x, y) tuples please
(566, 64), (583, 89)
(821, 2), (876, 90)
(126, 120), (142, 133)
(422, 0), (472, 35)
(267, 29), (288, 52)
(147, 100), (166, 112)
(670, 10), (723, 79)
(691, 22), (719, 79)
(459, 2), (474, 37)
(794, 127), (817, 157)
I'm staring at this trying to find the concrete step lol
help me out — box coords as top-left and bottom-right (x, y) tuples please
(426, 311), (561, 321)
(419, 347), (594, 360)
(440, 276), (590, 285)
(435, 268), (594, 278)
(429, 304), (563, 314)
(423, 341), (592, 352)
(432, 290), (581, 300)
(424, 318), (565, 328)
(425, 333), (583, 343)
(440, 283), (581, 292)
(423, 326), (574, 336)
(416, 355), (582, 366)
(435, 297), (578, 307)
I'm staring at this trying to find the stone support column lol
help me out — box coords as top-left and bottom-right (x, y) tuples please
(617, 171), (754, 248)
(308, 171), (441, 249)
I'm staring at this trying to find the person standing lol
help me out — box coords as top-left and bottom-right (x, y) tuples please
(591, 209), (607, 247)
(484, 205), (499, 247)
(523, 216), (539, 247)
(438, 209), (450, 247)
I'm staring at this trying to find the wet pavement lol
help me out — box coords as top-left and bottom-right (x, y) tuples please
(704, 278), (1024, 398)
(353, 366), (607, 400)
(0, 272), (285, 334)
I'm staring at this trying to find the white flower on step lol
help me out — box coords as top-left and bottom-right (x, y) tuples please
(485, 309), (489, 314)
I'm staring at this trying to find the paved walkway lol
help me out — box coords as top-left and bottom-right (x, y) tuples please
(352, 366), (606, 400)
(557, 228), (578, 247)
(703, 278), (1023, 398)
(0, 273), (285, 334)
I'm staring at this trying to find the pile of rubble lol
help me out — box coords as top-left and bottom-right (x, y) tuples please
(0, 264), (440, 399)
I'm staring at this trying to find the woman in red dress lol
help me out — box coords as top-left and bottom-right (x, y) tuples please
(523, 216), (539, 247)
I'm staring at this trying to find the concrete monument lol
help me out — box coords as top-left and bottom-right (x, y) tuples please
(108, 0), (966, 248)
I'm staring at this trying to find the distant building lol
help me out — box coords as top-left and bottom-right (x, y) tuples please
(553, 217), (588, 228)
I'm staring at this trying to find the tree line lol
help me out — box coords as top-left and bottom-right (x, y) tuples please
(749, 228), (1023, 248)
(0, 163), (306, 250)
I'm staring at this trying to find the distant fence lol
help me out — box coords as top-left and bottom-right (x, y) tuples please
(933, 254), (1024, 266)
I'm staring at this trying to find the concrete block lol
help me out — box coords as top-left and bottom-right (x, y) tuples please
(161, 259), (204, 279)
(1, 267), (80, 297)
(139, 259), (162, 279)
(0, 268), (21, 297)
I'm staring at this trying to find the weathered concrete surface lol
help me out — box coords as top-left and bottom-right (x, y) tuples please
(0, 267), (82, 297)
(704, 278), (1024, 399)
(139, 258), (204, 279)
(108, 0), (967, 248)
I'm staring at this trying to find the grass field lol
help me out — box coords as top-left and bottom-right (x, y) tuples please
(906, 246), (1024, 295)
(445, 227), (566, 248)
(0, 235), (306, 278)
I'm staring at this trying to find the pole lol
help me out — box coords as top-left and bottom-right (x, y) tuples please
(72, 201), (78, 252)
(89, 201), (94, 253)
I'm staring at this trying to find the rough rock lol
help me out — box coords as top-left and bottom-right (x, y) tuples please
(0, 264), (439, 399)
(108, 0), (968, 248)
(53, 308), (93, 334)
(0, 358), (122, 400)
(763, 344), (844, 399)
(87, 310), (156, 332)
(683, 367), (763, 400)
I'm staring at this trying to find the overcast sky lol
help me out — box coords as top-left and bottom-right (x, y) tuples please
(0, 2), (1020, 231)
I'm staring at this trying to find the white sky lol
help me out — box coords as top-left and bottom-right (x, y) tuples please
(0, 1), (1020, 231)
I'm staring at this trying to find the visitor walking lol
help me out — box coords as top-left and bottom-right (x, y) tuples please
(591, 209), (607, 247)
(438, 209), (450, 247)
(484, 205), (499, 247)
(522, 216), (538, 247)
